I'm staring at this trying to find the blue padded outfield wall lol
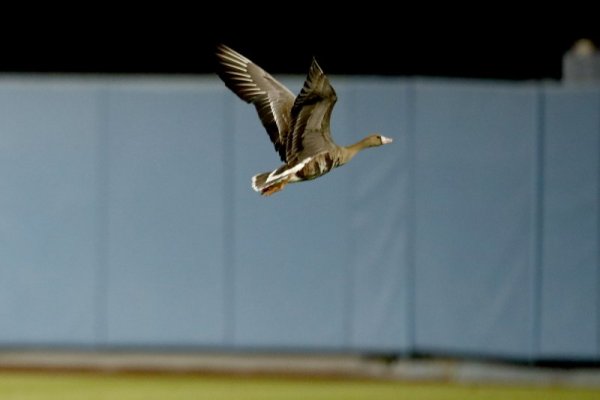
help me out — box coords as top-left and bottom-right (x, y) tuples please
(0, 76), (598, 361)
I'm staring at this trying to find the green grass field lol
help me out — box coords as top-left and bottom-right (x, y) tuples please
(1, 372), (599, 400)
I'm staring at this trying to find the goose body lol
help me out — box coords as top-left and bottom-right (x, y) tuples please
(216, 44), (393, 195)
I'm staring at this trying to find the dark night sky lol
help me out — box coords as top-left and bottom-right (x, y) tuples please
(2, 11), (598, 81)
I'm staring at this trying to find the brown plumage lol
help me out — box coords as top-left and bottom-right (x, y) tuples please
(215, 44), (393, 196)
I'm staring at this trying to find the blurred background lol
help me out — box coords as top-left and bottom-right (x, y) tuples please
(1, 9), (600, 389)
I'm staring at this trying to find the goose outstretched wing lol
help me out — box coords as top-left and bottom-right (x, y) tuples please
(216, 44), (295, 162)
(286, 58), (338, 163)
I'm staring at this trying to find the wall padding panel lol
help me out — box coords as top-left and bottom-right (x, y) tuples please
(413, 81), (539, 358)
(104, 82), (228, 345)
(346, 80), (412, 352)
(539, 87), (600, 359)
(0, 83), (100, 344)
(231, 78), (352, 349)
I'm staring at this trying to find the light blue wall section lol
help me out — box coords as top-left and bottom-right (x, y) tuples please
(413, 81), (539, 358)
(539, 87), (600, 359)
(345, 80), (411, 352)
(0, 76), (598, 361)
(0, 83), (100, 344)
(231, 78), (351, 349)
(104, 82), (228, 345)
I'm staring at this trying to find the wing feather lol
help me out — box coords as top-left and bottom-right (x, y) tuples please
(216, 44), (295, 162)
(286, 58), (338, 163)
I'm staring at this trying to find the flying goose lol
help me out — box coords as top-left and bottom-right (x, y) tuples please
(215, 44), (393, 196)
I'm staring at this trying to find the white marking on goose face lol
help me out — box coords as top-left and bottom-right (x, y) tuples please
(381, 136), (393, 144)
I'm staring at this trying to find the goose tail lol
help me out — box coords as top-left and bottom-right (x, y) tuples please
(251, 172), (271, 193)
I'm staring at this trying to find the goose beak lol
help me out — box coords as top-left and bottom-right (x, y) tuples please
(381, 136), (393, 144)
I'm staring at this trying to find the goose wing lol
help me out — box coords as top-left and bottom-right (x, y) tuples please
(286, 58), (338, 163)
(216, 44), (295, 162)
